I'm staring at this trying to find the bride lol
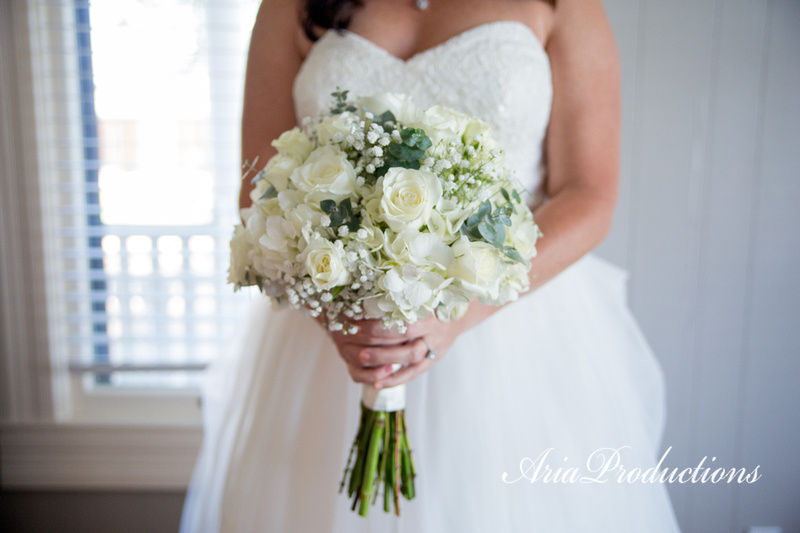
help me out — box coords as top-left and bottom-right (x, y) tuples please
(181, 0), (681, 531)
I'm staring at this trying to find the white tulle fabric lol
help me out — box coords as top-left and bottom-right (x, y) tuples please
(181, 21), (680, 532)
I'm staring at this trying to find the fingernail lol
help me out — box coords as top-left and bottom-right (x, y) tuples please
(374, 382), (383, 390)
(360, 350), (370, 363)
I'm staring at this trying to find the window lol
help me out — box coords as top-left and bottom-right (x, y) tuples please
(28, 0), (260, 423)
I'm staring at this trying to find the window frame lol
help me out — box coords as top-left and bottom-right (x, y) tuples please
(0, 0), (265, 489)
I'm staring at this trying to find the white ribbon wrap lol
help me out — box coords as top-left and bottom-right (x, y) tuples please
(361, 383), (407, 412)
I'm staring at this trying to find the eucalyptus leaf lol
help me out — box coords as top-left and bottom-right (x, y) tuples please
(478, 221), (496, 243)
(511, 189), (521, 203)
(250, 171), (265, 184)
(339, 198), (352, 217)
(476, 201), (491, 219)
(346, 214), (362, 233)
(501, 188), (511, 202)
(491, 223), (506, 246)
(320, 199), (337, 213)
(375, 110), (396, 125)
(259, 185), (277, 201)
(463, 225), (482, 241)
(503, 247), (525, 264)
(400, 128), (432, 151)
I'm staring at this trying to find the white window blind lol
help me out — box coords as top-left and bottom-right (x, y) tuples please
(29, 0), (259, 402)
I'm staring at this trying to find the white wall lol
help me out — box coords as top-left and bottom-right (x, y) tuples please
(599, 1), (800, 531)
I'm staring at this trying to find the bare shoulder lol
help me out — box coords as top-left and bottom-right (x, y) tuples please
(542, 0), (621, 201)
(546, 0), (619, 65)
(240, 0), (311, 208)
(250, 0), (310, 58)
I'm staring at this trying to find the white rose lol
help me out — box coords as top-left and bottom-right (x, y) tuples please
(252, 153), (303, 195)
(272, 127), (313, 160)
(463, 117), (494, 144)
(290, 145), (357, 201)
(411, 105), (471, 145)
(316, 112), (356, 145)
(303, 238), (351, 290)
(379, 168), (443, 231)
(358, 93), (421, 124)
(384, 229), (454, 271)
(449, 236), (504, 302)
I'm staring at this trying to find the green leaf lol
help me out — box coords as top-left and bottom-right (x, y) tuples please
(478, 221), (496, 243)
(320, 199), (337, 213)
(476, 200), (491, 219)
(498, 214), (512, 226)
(511, 189), (522, 203)
(501, 188), (511, 202)
(339, 198), (352, 217)
(503, 247), (525, 263)
(331, 285), (345, 298)
(375, 110), (396, 125)
(346, 213), (362, 233)
(259, 185), (277, 201)
(386, 143), (423, 161)
(400, 128), (432, 151)
(491, 222), (506, 246)
(330, 213), (344, 227)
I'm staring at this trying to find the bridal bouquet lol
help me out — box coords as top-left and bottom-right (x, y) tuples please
(228, 89), (541, 516)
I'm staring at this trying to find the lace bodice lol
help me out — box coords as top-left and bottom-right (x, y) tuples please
(293, 20), (553, 195)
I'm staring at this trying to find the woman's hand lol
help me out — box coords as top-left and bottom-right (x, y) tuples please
(321, 299), (500, 389)
(320, 313), (460, 389)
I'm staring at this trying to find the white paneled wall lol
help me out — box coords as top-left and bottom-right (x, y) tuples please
(598, 1), (800, 532)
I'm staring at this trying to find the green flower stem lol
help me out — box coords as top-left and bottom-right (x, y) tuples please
(340, 404), (416, 517)
(400, 416), (416, 500)
(392, 410), (402, 514)
(374, 413), (391, 505)
(402, 415), (417, 479)
(349, 407), (374, 497)
(358, 412), (386, 516)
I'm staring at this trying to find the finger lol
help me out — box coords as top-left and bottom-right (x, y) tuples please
(360, 338), (428, 366)
(331, 325), (408, 347)
(352, 319), (413, 342)
(374, 360), (432, 389)
(332, 342), (366, 367)
(347, 363), (395, 385)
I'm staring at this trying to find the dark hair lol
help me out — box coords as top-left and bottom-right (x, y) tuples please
(303, 0), (363, 41)
(302, 0), (557, 41)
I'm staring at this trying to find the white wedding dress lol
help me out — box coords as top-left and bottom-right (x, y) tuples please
(181, 21), (680, 532)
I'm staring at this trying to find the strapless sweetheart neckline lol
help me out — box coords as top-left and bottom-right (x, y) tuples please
(326, 20), (548, 65)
